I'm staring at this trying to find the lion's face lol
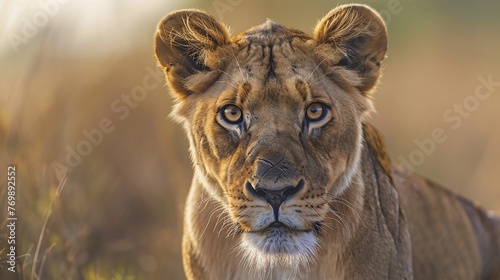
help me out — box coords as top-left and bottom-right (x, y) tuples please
(155, 4), (387, 271)
(182, 44), (369, 267)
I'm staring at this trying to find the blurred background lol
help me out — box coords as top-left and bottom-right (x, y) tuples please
(1, 0), (499, 279)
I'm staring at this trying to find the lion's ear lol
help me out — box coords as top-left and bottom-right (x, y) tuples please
(154, 9), (230, 99)
(314, 4), (388, 93)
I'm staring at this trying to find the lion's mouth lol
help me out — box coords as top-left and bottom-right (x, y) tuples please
(247, 221), (322, 234)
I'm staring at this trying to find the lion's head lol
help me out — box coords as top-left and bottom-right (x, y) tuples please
(154, 4), (387, 273)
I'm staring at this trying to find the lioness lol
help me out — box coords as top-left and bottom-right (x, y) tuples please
(154, 4), (500, 280)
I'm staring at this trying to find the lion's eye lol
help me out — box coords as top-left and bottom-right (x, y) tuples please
(305, 102), (327, 122)
(221, 104), (243, 124)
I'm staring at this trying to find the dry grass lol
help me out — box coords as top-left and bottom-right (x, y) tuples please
(0, 47), (192, 279)
(1, 0), (500, 279)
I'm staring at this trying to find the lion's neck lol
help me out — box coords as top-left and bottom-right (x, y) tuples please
(325, 170), (366, 244)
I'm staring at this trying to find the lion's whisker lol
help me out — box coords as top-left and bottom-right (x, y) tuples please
(305, 58), (327, 82)
(218, 69), (242, 88)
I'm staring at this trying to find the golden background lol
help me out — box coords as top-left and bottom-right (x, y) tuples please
(1, 0), (499, 279)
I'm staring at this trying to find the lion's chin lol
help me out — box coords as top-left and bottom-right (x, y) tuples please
(238, 228), (319, 275)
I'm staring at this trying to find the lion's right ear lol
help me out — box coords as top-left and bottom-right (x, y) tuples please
(314, 4), (387, 95)
(154, 10), (230, 99)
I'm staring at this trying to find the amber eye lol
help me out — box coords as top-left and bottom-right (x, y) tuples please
(306, 102), (327, 122)
(221, 104), (243, 124)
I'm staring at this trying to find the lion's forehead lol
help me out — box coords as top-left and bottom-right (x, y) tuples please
(231, 41), (316, 80)
(217, 45), (324, 111)
(228, 22), (318, 82)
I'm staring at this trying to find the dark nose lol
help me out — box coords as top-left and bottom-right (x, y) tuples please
(245, 180), (304, 220)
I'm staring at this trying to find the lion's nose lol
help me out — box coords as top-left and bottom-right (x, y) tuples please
(245, 180), (304, 220)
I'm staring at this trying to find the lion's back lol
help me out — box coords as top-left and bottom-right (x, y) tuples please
(394, 167), (500, 279)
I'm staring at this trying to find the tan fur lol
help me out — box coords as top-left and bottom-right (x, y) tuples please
(154, 4), (500, 280)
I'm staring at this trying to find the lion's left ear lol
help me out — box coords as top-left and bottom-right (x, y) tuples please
(314, 4), (388, 94)
(154, 9), (230, 99)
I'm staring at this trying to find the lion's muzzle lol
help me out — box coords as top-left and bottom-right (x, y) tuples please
(245, 179), (304, 221)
